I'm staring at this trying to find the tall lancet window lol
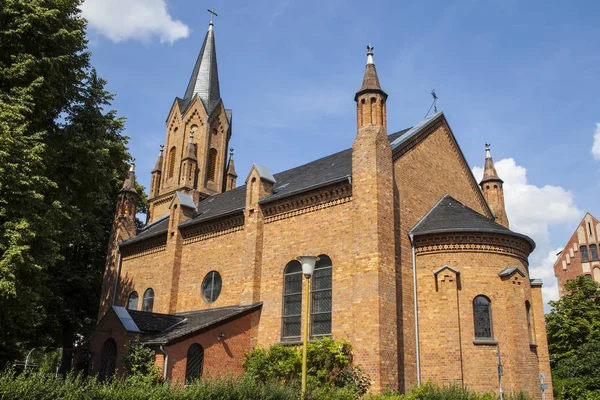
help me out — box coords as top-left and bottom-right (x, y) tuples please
(207, 148), (217, 182)
(168, 147), (177, 179)
(282, 260), (302, 341)
(473, 295), (493, 339)
(311, 255), (332, 337)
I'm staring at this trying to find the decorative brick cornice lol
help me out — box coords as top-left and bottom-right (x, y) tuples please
(414, 233), (530, 265)
(263, 183), (352, 223)
(121, 237), (167, 260)
(181, 214), (244, 244)
(392, 117), (493, 219)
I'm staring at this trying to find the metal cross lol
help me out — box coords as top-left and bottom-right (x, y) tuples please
(367, 44), (374, 54)
(208, 7), (218, 24)
(230, 147), (234, 156)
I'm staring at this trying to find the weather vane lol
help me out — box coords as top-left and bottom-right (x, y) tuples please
(208, 7), (218, 24)
(367, 44), (374, 54)
(431, 89), (438, 113)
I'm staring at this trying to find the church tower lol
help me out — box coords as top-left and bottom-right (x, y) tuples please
(147, 17), (233, 223)
(351, 46), (398, 392)
(479, 143), (509, 228)
(98, 164), (139, 318)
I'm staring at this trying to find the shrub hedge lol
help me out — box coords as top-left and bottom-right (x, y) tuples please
(0, 371), (533, 400)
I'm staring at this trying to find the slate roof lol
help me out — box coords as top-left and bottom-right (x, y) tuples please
(128, 310), (185, 333)
(410, 194), (536, 250)
(121, 214), (169, 246)
(142, 303), (262, 345)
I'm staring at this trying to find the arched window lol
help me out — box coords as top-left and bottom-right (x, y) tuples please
(525, 301), (533, 344)
(185, 344), (204, 383)
(127, 291), (138, 311)
(201, 271), (222, 304)
(142, 288), (154, 312)
(591, 244), (598, 260)
(473, 295), (492, 339)
(207, 148), (217, 182)
(282, 260), (302, 340)
(311, 255), (332, 337)
(167, 147), (176, 179)
(581, 246), (589, 262)
(99, 339), (117, 382)
(594, 267), (600, 283)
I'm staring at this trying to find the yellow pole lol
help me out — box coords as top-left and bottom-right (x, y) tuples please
(301, 276), (310, 396)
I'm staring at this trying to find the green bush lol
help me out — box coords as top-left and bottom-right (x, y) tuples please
(243, 337), (369, 396)
(121, 338), (161, 385)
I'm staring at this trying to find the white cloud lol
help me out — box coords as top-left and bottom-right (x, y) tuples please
(473, 158), (582, 311)
(592, 123), (600, 160)
(81, 0), (189, 44)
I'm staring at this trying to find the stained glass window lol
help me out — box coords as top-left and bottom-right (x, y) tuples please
(142, 288), (154, 312)
(311, 255), (332, 337)
(473, 295), (492, 339)
(202, 271), (222, 304)
(185, 344), (204, 383)
(282, 260), (302, 340)
(127, 291), (138, 311)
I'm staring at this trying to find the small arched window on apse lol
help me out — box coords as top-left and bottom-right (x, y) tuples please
(142, 288), (154, 312)
(207, 148), (217, 182)
(99, 338), (117, 382)
(127, 291), (138, 311)
(311, 255), (332, 337)
(525, 301), (534, 344)
(167, 147), (177, 179)
(473, 295), (493, 339)
(282, 260), (302, 341)
(185, 343), (204, 383)
(594, 267), (600, 283)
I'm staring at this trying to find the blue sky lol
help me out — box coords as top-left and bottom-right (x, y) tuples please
(82, 0), (600, 306)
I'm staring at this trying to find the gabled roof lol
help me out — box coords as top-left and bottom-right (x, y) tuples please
(170, 192), (196, 210)
(142, 303), (262, 345)
(128, 310), (185, 333)
(410, 194), (535, 250)
(498, 266), (526, 278)
(433, 265), (460, 276)
(120, 214), (169, 246)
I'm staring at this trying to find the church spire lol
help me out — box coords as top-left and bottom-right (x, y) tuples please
(481, 143), (502, 183)
(121, 162), (137, 194)
(225, 147), (237, 191)
(150, 146), (163, 198)
(183, 17), (221, 114)
(479, 143), (509, 228)
(355, 45), (387, 129)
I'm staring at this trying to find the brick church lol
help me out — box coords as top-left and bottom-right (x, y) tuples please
(90, 18), (553, 398)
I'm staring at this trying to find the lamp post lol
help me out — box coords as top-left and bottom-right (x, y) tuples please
(297, 255), (319, 397)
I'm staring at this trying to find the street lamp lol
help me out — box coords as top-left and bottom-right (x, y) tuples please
(297, 255), (319, 397)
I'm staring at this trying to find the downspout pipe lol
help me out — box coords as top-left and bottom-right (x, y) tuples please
(112, 248), (122, 306)
(159, 345), (169, 381)
(409, 233), (421, 387)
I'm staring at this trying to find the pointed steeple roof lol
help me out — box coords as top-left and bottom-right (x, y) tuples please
(183, 20), (221, 114)
(227, 148), (237, 177)
(480, 143), (503, 184)
(152, 145), (164, 173)
(355, 45), (387, 101)
(121, 163), (138, 194)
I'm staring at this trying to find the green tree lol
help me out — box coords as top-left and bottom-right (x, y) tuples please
(546, 276), (600, 399)
(0, 0), (138, 368)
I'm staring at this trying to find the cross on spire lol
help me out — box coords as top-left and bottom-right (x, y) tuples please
(208, 7), (218, 25)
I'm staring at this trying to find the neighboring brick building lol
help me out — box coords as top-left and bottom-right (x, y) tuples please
(90, 19), (552, 398)
(553, 213), (600, 297)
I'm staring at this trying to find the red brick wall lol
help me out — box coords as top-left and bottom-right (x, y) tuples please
(164, 309), (260, 383)
(554, 213), (600, 296)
